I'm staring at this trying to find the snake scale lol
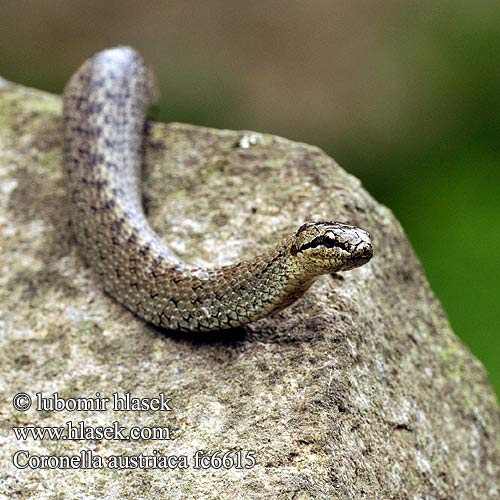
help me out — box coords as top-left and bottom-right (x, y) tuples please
(63, 47), (373, 332)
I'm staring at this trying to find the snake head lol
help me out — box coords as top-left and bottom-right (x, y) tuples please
(290, 221), (373, 275)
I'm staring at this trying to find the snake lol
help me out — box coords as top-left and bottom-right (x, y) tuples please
(62, 47), (373, 332)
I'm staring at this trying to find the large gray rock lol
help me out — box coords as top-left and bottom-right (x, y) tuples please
(0, 78), (499, 499)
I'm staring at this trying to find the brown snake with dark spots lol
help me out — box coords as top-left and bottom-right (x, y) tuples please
(63, 47), (373, 332)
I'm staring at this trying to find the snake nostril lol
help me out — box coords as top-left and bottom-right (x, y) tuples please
(355, 241), (373, 260)
(364, 245), (373, 259)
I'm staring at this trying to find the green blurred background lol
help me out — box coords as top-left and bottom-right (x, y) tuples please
(1, 1), (498, 398)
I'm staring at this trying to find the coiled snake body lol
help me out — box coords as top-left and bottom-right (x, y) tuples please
(63, 47), (373, 332)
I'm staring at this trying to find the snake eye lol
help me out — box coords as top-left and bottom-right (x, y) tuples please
(324, 230), (335, 241)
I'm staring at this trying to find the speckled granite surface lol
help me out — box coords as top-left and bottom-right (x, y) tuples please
(0, 79), (498, 499)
